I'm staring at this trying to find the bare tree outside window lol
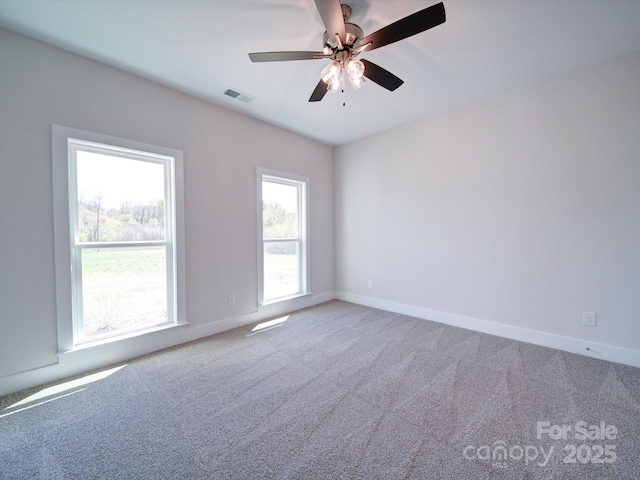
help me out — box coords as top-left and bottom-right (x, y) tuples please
(73, 148), (173, 343)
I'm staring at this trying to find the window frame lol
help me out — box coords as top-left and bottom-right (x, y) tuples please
(257, 168), (310, 305)
(52, 125), (186, 353)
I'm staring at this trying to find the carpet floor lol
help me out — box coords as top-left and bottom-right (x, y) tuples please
(1, 300), (639, 479)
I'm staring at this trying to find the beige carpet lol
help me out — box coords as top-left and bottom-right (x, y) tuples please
(1, 300), (639, 479)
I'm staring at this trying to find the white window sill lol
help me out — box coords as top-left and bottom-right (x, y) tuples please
(261, 292), (312, 307)
(57, 322), (188, 358)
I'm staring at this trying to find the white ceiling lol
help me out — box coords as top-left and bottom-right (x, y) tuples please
(1, 0), (640, 146)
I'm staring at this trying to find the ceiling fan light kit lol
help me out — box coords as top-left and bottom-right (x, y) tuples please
(248, 0), (446, 102)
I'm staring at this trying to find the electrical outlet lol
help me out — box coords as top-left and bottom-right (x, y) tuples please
(368, 280), (373, 289)
(228, 295), (236, 306)
(583, 311), (596, 327)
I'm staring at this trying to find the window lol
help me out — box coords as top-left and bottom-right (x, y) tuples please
(52, 126), (185, 351)
(258, 170), (309, 304)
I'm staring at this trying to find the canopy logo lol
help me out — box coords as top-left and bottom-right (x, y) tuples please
(463, 420), (618, 469)
(463, 441), (553, 469)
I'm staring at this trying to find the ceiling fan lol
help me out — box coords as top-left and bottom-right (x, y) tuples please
(249, 0), (446, 102)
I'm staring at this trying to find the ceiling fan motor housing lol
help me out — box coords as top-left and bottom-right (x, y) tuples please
(323, 22), (363, 51)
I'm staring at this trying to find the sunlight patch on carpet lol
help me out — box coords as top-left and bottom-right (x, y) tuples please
(250, 315), (290, 334)
(3, 364), (127, 411)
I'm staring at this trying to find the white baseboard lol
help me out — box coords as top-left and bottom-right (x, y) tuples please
(335, 292), (640, 369)
(3, 290), (637, 397)
(0, 291), (336, 397)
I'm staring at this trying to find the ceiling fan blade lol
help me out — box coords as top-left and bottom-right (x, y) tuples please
(361, 59), (404, 91)
(314, 0), (346, 41)
(309, 79), (329, 102)
(249, 51), (326, 62)
(359, 2), (445, 53)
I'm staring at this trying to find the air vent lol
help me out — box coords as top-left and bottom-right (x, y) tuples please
(223, 88), (255, 104)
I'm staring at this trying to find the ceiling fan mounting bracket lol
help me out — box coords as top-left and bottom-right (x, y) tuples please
(341, 4), (352, 22)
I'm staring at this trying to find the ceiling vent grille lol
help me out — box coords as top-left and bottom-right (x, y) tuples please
(223, 88), (254, 103)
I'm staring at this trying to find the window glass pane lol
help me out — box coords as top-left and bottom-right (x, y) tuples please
(262, 181), (298, 239)
(80, 246), (168, 343)
(264, 241), (299, 300)
(76, 151), (165, 242)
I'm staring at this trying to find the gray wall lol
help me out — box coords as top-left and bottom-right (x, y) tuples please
(0, 28), (334, 394)
(335, 49), (640, 362)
